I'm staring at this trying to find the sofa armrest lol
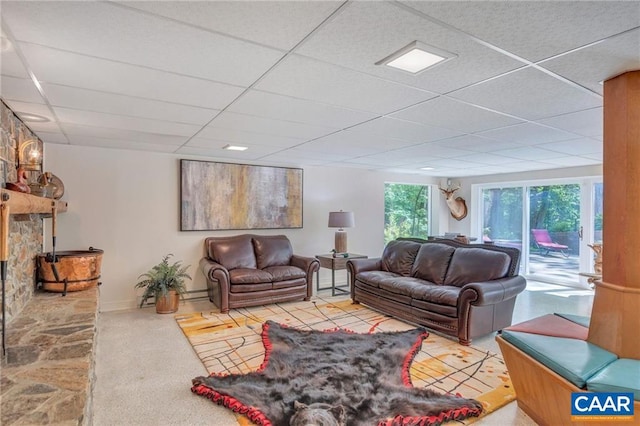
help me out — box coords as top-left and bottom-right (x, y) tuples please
(291, 255), (320, 299)
(291, 254), (320, 276)
(200, 257), (230, 289)
(347, 258), (382, 275)
(460, 276), (527, 306)
(347, 258), (382, 294)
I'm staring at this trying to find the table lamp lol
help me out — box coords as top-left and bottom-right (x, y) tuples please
(328, 211), (355, 253)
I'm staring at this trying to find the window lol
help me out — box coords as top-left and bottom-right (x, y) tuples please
(384, 183), (431, 243)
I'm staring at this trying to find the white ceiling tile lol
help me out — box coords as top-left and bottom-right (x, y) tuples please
(305, 129), (419, 153)
(430, 135), (521, 153)
(20, 44), (244, 109)
(294, 137), (386, 157)
(2, 1), (283, 87)
(178, 143), (284, 160)
(492, 146), (565, 161)
(404, 1), (640, 62)
(583, 152), (604, 162)
(453, 153), (520, 166)
(541, 156), (602, 167)
(343, 155), (413, 167)
(69, 136), (181, 153)
(193, 128), (302, 149)
(38, 131), (69, 145)
(204, 111), (336, 141)
(346, 117), (462, 144)
(2, 100), (54, 123)
(0, 41), (30, 78)
(539, 138), (603, 156)
(265, 147), (350, 163)
(391, 96), (524, 133)
(19, 120), (63, 134)
(537, 108), (603, 138)
(53, 107), (202, 137)
(117, 1), (343, 50)
(228, 90), (378, 129)
(255, 55), (437, 114)
(0, 75), (44, 103)
(383, 143), (476, 161)
(42, 84), (218, 126)
(450, 67), (602, 120)
(61, 124), (189, 146)
(477, 123), (580, 145)
(297, 1), (523, 94)
(541, 28), (640, 95)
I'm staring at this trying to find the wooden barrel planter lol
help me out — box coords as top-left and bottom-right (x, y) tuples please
(37, 248), (103, 293)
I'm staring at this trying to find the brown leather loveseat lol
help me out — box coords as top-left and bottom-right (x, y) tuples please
(200, 234), (319, 313)
(348, 238), (526, 345)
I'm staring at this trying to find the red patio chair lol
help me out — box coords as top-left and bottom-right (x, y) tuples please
(531, 229), (570, 257)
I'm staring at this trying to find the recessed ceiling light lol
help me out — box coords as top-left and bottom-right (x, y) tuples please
(420, 166), (435, 171)
(376, 41), (456, 74)
(18, 112), (50, 123)
(223, 144), (248, 151)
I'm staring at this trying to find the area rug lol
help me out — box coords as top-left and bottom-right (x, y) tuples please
(176, 296), (515, 425)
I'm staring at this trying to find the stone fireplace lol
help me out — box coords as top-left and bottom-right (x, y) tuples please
(0, 100), (45, 329)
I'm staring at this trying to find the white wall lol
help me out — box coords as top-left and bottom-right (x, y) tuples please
(44, 144), (438, 311)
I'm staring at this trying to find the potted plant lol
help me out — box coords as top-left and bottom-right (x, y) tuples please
(135, 254), (191, 314)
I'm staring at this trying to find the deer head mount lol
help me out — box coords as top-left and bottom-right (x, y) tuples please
(439, 184), (468, 221)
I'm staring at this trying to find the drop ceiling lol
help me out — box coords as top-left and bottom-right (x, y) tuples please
(1, 1), (639, 177)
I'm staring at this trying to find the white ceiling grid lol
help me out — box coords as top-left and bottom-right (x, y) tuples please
(1, 1), (639, 177)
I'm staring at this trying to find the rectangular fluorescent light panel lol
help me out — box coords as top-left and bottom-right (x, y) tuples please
(420, 167), (435, 171)
(386, 49), (445, 73)
(377, 41), (456, 74)
(223, 144), (248, 151)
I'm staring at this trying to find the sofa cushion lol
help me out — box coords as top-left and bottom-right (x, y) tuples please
(504, 314), (588, 340)
(263, 265), (306, 282)
(586, 359), (640, 401)
(377, 276), (433, 297)
(501, 330), (618, 388)
(381, 240), (421, 276)
(253, 235), (293, 269)
(355, 271), (398, 288)
(444, 248), (510, 287)
(411, 243), (455, 284)
(229, 268), (273, 284)
(410, 284), (461, 307)
(208, 235), (257, 270)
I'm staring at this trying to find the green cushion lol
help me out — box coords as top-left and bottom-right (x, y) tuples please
(555, 313), (591, 328)
(501, 330), (617, 388)
(587, 359), (640, 401)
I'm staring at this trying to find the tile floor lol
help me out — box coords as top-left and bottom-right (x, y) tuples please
(92, 281), (594, 425)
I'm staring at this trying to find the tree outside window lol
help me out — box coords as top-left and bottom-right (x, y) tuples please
(384, 183), (430, 244)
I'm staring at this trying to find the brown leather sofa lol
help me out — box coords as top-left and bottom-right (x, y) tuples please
(347, 238), (526, 345)
(200, 234), (319, 313)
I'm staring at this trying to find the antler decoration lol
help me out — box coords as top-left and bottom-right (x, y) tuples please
(438, 183), (468, 221)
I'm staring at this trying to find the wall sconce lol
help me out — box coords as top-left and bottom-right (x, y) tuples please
(18, 138), (43, 171)
(328, 210), (355, 254)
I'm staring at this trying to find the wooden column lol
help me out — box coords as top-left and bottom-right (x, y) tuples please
(587, 70), (640, 358)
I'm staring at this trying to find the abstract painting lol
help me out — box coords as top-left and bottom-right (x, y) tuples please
(180, 160), (303, 231)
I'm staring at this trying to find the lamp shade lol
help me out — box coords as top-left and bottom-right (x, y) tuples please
(328, 211), (355, 229)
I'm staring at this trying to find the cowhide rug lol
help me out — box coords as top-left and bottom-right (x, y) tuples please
(191, 320), (483, 426)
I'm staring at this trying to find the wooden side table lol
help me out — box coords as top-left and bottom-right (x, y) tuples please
(316, 253), (367, 296)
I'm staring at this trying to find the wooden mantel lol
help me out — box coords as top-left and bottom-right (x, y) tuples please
(0, 188), (67, 214)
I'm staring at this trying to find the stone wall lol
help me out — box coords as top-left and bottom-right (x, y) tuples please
(1, 100), (44, 328)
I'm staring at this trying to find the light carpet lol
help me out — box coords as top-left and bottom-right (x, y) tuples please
(175, 296), (515, 425)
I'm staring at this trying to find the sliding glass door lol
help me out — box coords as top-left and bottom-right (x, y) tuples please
(477, 178), (602, 287)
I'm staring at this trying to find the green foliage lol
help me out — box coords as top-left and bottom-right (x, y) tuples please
(384, 183), (430, 243)
(134, 254), (191, 308)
